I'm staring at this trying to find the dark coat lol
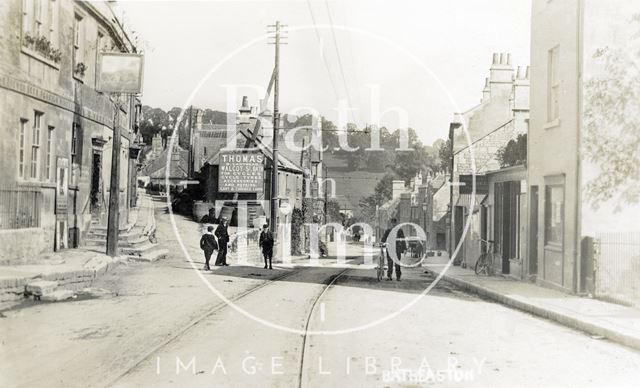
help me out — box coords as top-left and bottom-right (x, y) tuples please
(200, 233), (218, 252)
(200, 214), (216, 224)
(259, 230), (274, 251)
(215, 223), (229, 244)
(382, 226), (406, 254)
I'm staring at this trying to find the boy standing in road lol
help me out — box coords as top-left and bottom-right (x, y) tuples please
(200, 225), (218, 271)
(259, 223), (274, 269)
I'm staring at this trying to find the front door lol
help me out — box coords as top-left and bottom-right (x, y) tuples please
(502, 182), (512, 274)
(90, 152), (102, 215)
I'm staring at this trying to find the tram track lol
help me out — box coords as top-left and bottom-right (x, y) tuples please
(104, 268), (301, 388)
(106, 264), (358, 387)
(297, 267), (351, 388)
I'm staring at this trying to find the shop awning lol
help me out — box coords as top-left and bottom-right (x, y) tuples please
(456, 194), (487, 208)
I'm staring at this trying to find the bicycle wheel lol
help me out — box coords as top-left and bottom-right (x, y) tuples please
(475, 253), (488, 275)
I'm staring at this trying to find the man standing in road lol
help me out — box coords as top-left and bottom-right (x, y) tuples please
(200, 225), (218, 271)
(259, 223), (274, 269)
(215, 217), (230, 266)
(382, 218), (406, 281)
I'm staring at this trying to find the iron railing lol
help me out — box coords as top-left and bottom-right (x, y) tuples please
(594, 232), (640, 306)
(0, 187), (42, 230)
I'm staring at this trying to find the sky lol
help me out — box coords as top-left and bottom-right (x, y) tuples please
(115, 0), (532, 145)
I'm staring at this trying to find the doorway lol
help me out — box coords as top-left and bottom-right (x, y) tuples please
(529, 185), (539, 278)
(90, 151), (102, 216)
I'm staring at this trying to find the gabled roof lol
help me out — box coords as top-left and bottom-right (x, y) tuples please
(432, 183), (450, 222)
(203, 128), (304, 174)
(199, 123), (235, 131)
(142, 145), (189, 179)
(429, 174), (447, 190)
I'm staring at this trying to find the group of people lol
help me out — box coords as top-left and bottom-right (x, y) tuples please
(199, 217), (231, 271)
(199, 210), (275, 271)
(199, 209), (407, 281)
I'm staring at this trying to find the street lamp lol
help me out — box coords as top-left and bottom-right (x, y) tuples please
(422, 202), (428, 254)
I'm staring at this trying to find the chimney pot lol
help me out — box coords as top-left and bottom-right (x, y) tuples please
(506, 53), (512, 65)
(492, 53), (499, 65)
(392, 180), (405, 200)
(242, 96), (249, 108)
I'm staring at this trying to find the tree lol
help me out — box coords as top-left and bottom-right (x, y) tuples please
(437, 139), (452, 173)
(583, 15), (640, 209)
(358, 173), (397, 221)
(497, 134), (527, 168)
(325, 200), (343, 224)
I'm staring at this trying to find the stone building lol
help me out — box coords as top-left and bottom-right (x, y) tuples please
(376, 172), (447, 251)
(529, 0), (640, 300)
(449, 53), (530, 274)
(0, 0), (141, 261)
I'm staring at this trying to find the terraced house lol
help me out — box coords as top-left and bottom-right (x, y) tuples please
(0, 0), (142, 262)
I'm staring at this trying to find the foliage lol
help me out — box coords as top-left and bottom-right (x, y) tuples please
(325, 200), (344, 224)
(22, 33), (61, 64)
(583, 16), (640, 208)
(139, 105), (231, 147)
(437, 139), (452, 173)
(358, 173), (397, 221)
(74, 62), (87, 77)
(496, 134), (527, 168)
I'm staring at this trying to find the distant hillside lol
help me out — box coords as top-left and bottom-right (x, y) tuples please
(324, 152), (388, 216)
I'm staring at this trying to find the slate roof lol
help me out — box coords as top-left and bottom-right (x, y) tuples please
(142, 146), (189, 180)
(203, 128), (304, 174)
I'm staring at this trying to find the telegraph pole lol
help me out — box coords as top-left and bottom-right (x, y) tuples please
(268, 21), (286, 236)
(106, 95), (122, 257)
(187, 105), (193, 177)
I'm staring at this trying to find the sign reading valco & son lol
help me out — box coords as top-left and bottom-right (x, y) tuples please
(219, 152), (265, 193)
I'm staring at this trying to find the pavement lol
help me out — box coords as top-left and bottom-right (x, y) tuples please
(0, 248), (125, 309)
(0, 191), (160, 310)
(3, 219), (640, 387)
(424, 255), (640, 352)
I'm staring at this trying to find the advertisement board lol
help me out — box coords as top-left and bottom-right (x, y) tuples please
(219, 152), (265, 193)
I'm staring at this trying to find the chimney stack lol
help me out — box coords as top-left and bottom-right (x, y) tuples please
(240, 96), (250, 113)
(237, 96), (252, 125)
(392, 180), (405, 200)
(482, 77), (491, 103)
(489, 52), (514, 97)
(512, 65), (531, 135)
(195, 109), (204, 130)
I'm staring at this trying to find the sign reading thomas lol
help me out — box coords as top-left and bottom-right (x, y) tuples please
(219, 151), (265, 193)
(96, 52), (144, 94)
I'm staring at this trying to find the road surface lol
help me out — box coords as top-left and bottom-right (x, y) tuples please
(2, 200), (640, 387)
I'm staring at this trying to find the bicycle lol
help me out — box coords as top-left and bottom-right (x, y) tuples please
(474, 239), (497, 276)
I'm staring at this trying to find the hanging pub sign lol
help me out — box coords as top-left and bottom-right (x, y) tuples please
(218, 151), (265, 193)
(96, 53), (144, 94)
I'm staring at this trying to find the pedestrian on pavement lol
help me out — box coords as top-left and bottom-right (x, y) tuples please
(259, 223), (274, 269)
(381, 218), (406, 281)
(215, 217), (230, 266)
(199, 225), (218, 271)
